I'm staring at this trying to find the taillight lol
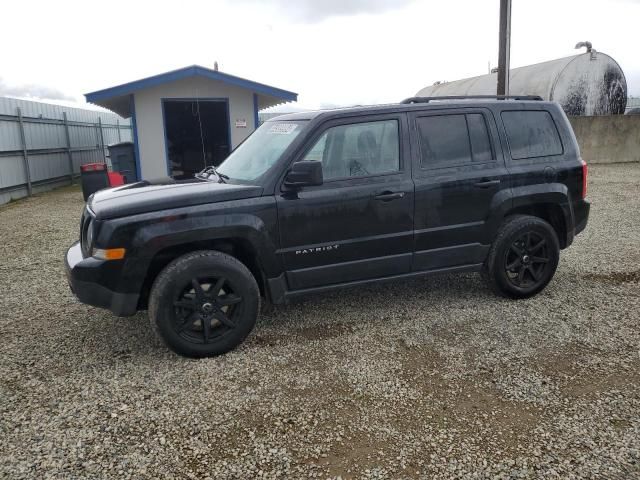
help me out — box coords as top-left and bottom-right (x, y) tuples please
(581, 159), (588, 199)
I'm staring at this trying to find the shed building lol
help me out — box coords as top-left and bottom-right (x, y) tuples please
(85, 65), (297, 179)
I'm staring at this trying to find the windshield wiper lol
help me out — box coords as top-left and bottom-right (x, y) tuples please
(195, 166), (228, 183)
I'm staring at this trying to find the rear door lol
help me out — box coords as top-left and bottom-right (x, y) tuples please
(409, 108), (510, 271)
(276, 113), (414, 290)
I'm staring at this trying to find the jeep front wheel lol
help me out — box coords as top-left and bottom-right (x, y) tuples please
(149, 250), (259, 357)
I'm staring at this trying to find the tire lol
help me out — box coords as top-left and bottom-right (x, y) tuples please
(149, 250), (260, 358)
(483, 215), (560, 299)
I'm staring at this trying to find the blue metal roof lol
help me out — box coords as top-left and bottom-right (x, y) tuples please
(85, 65), (298, 104)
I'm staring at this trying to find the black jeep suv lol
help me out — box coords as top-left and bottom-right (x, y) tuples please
(65, 96), (589, 357)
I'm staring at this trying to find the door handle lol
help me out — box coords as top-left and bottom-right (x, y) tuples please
(374, 191), (405, 201)
(474, 179), (501, 188)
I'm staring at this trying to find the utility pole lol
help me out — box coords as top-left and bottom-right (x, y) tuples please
(497, 0), (512, 96)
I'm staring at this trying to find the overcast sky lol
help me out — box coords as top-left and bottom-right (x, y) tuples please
(2, 0), (639, 113)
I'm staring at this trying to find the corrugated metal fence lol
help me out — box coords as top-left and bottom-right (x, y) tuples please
(0, 97), (132, 205)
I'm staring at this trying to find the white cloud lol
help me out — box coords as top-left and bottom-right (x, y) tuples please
(0, 77), (77, 102)
(232, 0), (417, 23)
(1, 0), (638, 113)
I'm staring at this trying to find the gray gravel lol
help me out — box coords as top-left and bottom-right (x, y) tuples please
(1, 164), (639, 479)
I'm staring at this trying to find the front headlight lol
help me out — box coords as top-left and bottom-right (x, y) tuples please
(85, 220), (94, 250)
(80, 218), (94, 257)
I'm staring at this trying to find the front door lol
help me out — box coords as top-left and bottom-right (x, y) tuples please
(409, 108), (510, 271)
(276, 114), (414, 291)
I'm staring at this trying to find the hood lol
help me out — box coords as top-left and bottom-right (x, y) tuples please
(88, 177), (263, 220)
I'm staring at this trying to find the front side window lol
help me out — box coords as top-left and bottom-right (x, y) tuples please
(302, 119), (400, 181)
(217, 121), (306, 181)
(501, 110), (563, 160)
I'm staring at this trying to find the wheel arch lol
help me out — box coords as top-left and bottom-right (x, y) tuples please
(111, 209), (282, 311)
(137, 237), (270, 310)
(504, 203), (568, 248)
(506, 189), (571, 248)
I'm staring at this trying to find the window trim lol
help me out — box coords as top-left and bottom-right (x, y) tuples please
(414, 111), (497, 171)
(500, 109), (565, 160)
(298, 117), (404, 184)
(466, 113), (495, 163)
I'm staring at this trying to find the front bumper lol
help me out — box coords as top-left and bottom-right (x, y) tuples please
(65, 242), (138, 317)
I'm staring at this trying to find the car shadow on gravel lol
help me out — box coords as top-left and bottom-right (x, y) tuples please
(250, 272), (494, 345)
(65, 263), (590, 361)
(69, 265), (577, 360)
(37, 268), (497, 366)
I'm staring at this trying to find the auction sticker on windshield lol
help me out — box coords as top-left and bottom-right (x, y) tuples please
(269, 123), (298, 135)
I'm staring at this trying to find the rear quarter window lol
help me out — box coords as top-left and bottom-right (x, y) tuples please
(501, 110), (563, 160)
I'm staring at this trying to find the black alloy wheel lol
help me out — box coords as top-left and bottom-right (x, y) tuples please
(483, 215), (560, 299)
(149, 250), (260, 357)
(503, 231), (551, 289)
(173, 276), (243, 344)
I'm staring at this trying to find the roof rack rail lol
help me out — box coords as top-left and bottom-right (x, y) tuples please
(400, 95), (544, 104)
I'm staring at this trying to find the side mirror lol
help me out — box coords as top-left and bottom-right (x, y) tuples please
(284, 160), (323, 188)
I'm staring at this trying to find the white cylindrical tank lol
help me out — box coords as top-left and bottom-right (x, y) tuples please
(416, 51), (627, 115)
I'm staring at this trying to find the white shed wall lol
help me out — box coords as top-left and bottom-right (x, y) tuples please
(133, 77), (256, 179)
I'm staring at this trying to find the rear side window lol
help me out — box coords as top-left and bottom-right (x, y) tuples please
(467, 114), (493, 162)
(416, 115), (469, 167)
(416, 113), (494, 168)
(501, 110), (563, 159)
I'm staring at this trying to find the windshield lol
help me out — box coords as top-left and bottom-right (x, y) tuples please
(217, 121), (307, 182)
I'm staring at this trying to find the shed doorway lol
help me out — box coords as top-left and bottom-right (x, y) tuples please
(163, 99), (230, 179)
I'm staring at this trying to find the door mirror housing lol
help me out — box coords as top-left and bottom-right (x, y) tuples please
(284, 161), (323, 188)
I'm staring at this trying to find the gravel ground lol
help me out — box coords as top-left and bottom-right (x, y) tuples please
(1, 164), (639, 479)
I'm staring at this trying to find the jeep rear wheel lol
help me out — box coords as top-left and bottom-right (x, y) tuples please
(149, 250), (259, 357)
(483, 215), (560, 299)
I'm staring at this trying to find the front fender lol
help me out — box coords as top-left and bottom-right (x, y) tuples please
(102, 196), (281, 294)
